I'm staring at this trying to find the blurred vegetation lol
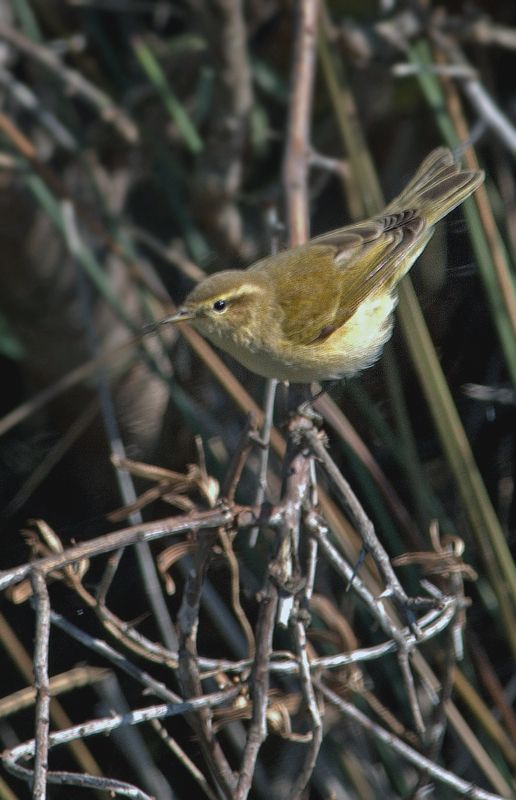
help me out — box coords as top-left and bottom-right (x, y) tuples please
(0, 1), (514, 798)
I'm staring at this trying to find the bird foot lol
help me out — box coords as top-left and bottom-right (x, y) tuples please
(294, 400), (323, 426)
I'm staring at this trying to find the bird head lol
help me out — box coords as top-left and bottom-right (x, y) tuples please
(158, 270), (267, 341)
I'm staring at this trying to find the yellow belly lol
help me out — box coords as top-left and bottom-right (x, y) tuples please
(198, 292), (397, 383)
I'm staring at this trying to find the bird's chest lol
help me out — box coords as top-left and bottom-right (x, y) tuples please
(326, 293), (398, 374)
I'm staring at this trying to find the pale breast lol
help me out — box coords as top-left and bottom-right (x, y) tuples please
(192, 292), (397, 382)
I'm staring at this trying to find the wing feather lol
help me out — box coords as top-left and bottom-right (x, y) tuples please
(251, 148), (482, 347)
(250, 210), (428, 347)
(294, 214), (426, 345)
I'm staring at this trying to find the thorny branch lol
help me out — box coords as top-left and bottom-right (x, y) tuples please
(1, 411), (486, 797)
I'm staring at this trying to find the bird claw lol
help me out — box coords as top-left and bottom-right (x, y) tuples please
(292, 401), (323, 426)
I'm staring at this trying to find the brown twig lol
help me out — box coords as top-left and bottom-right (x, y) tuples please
(316, 680), (507, 800)
(236, 416), (313, 798)
(410, 622), (457, 797)
(275, 418), (313, 627)
(302, 426), (432, 618)
(249, 378), (278, 547)
(0, 614), (104, 782)
(0, 667), (109, 719)
(305, 512), (433, 737)
(315, 393), (423, 546)
(234, 578), (278, 800)
(218, 526), (256, 662)
(283, 0), (320, 247)
(149, 719), (219, 800)
(0, 507), (236, 593)
(177, 534), (237, 798)
(49, 607), (239, 797)
(287, 616), (322, 799)
(254, 4), (324, 794)
(430, 28), (516, 157)
(222, 413), (259, 503)
(4, 691), (238, 800)
(30, 570), (51, 800)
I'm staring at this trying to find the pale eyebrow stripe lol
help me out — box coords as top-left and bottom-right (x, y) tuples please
(205, 283), (261, 303)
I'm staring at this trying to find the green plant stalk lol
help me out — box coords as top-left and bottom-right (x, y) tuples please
(133, 38), (203, 155)
(25, 174), (136, 331)
(409, 41), (516, 389)
(382, 346), (438, 531)
(10, 0), (41, 41)
(397, 279), (516, 647)
(318, 11), (516, 650)
(317, 18), (438, 523)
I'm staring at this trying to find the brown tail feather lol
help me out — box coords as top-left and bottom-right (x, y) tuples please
(386, 147), (484, 225)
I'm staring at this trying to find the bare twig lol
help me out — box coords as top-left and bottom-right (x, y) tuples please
(235, 578), (278, 800)
(275, 420), (312, 627)
(222, 414), (259, 503)
(411, 619), (457, 796)
(149, 719), (219, 800)
(304, 513), (451, 736)
(283, 0), (320, 246)
(250, 205), (282, 547)
(49, 608), (240, 799)
(250, 377), (278, 547)
(49, 609), (184, 704)
(4, 691), (238, 798)
(30, 571), (51, 800)
(317, 680), (508, 800)
(178, 535), (237, 798)
(0, 507), (235, 593)
(302, 426), (432, 618)
(431, 29), (516, 156)
(53, 561), (457, 679)
(0, 613), (104, 782)
(304, 513), (444, 649)
(218, 527), (256, 661)
(287, 616), (323, 799)
(0, 667), (109, 719)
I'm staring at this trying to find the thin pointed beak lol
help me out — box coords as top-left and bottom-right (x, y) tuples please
(142, 308), (195, 336)
(159, 308), (195, 325)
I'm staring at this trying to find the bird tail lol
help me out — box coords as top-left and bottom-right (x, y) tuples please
(385, 147), (484, 226)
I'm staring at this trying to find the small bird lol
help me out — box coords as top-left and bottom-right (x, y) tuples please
(159, 148), (484, 383)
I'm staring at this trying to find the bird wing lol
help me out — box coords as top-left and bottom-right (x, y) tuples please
(264, 148), (482, 348)
(313, 211), (428, 338)
(264, 212), (426, 347)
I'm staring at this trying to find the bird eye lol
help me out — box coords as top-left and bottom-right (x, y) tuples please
(212, 299), (227, 313)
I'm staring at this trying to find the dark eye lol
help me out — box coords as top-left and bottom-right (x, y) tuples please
(212, 299), (227, 313)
